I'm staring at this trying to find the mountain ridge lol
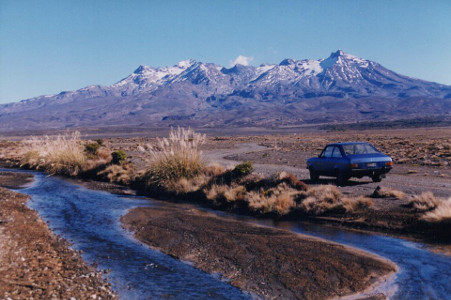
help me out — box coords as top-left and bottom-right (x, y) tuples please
(1, 50), (450, 131)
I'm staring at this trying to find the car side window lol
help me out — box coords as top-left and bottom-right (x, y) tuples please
(321, 146), (334, 158)
(332, 146), (342, 158)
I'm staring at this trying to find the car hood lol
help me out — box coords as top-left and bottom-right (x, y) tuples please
(347, 153), (391, 163)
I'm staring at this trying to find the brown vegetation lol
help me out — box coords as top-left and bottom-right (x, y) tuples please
(407, 192), (451, 223)
(19, 131), (113, 177)
(371, 186), (406, 199)
(298, 185), (373, 215)
(139, 127), (206, 188)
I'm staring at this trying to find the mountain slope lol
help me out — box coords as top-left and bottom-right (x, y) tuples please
(1, 50), (450, 131)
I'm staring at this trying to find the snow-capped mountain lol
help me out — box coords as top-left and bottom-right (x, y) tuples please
(1, 50), (450, 131)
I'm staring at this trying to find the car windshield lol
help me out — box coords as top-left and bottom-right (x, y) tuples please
(342, 143), (380, 155)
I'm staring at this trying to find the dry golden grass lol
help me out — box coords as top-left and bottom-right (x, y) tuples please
(407, 192), (451, 222)
(166, 173), (211, 194)
(299, 185), (372, 215)
(205, 184), (247, 202)
(371, 187), (405, 199)
(421, 197), (451, 222)
(246, 183), (300, 215)
(342, 196), (374, 212)
(407, 192), (441, 211)
(278, 171), (308, 191)
(97, 164), (135, 185)
(140, 127), (206, 187)
(21, 131), (87, 176)
(203, 163), (226, 177)
(19, 132), (114, 177)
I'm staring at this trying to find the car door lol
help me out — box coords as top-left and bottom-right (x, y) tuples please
(316, 145), (334, 174)
(321, 146), (342, 176)
(329, 146), (347, 175)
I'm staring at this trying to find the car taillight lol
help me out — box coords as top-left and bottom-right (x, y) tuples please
(349, 163), (358, 169)
(385, 161), (393, 167)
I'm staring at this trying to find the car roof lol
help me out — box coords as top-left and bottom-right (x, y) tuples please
(327, 142), (371, 146)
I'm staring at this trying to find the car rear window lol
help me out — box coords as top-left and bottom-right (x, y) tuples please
(342, 143), (380, 155)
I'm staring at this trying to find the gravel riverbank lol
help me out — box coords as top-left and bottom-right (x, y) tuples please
(0, 172), (117, 300)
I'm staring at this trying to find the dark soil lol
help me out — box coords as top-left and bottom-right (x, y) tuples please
(0, 171), (34, 189)
(121, 206), (396, 300)
(0, 174), (117, 299)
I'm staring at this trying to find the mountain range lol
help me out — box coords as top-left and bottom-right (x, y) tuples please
(1, 50), (450, 132)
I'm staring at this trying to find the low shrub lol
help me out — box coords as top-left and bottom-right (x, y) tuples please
(232, 161), (254, 177)
(111, 150), (127, 164)
(84, 142), (101, 156)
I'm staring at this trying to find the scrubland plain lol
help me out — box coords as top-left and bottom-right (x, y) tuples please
(0, 126), (449, 299)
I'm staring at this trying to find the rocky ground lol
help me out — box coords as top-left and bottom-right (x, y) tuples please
(122, 204), (396, 300)
(0, 173), (117, 300)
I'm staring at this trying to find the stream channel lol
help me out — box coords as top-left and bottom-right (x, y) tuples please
(7, 169), (451, 300)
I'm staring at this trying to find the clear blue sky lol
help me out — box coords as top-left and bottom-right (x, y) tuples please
(1, 0), (450, 104)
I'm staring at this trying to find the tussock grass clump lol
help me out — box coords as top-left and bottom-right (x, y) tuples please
(407, 192), (441, 211)
(166, 173), (212, 195)
(97, 163), (135, 185)
(246, 182), (300, 215)
(140, 127), (206, 188)
(21, 131), (87, 176)
(407, 192), (451, 223)
(298, 185), (372, 215)
(20, 131), (113, 177)
(205, 184), (247, 203)
(421, 197), (451, 222)
(371, 186), (405, 199)
(278, 171), (308, 191)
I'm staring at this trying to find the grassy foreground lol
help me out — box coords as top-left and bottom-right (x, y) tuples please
(2, 128), (450, 236)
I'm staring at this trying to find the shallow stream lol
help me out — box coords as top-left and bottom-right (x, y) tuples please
(7, 169), (451, 299)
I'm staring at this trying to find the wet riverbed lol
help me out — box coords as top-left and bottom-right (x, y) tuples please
(11, 170), (249, 299)
(7, 169), (451, 299)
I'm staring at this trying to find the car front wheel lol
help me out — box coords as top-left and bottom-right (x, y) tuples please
(336, 170), (347, 186)
(309, 167), (319, 182)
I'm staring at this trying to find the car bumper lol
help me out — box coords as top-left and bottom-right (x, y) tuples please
(349, 167), (392, 177)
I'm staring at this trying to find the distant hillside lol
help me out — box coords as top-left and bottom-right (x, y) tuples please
(1, 50), (450, 132)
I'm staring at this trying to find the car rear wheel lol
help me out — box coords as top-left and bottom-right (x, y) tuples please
(372, 174), (382, 182)
(309, 168), (319, 182)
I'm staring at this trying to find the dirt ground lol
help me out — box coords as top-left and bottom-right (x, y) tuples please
(0, 127), (449, 299)
(1, 127), (449, 240)
(0, 173), (117, 300)
(122, 205), (396, 300)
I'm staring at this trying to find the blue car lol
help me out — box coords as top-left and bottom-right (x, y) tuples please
(307, 142), (393, 185)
